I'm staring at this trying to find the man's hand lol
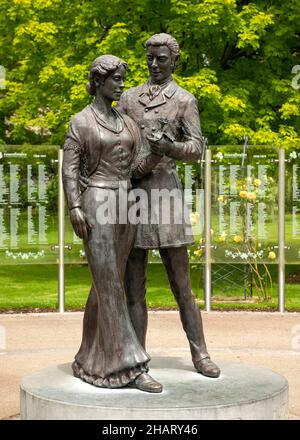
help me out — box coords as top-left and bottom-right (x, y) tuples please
(70, 207), (93, 241)
(147, 133), (173, 156)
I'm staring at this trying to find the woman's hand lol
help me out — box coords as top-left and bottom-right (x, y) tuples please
(70, 207), (92, 240)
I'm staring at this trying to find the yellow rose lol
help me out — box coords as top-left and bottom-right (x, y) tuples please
(254, 178), (262, 187)
(218, 232), (227, 242)
(233, 235), (242, 243)
(217, 195), (224, 203)
(190, 214), (197, 225)
(190, 212), (200, 225)
(239, 190), (248, 199)
(247, 192), (257, 201)
(193, 249), (203, 257)
(268, 251), (276, 260)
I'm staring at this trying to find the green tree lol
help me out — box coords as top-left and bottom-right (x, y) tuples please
(0, 0), (299, 146)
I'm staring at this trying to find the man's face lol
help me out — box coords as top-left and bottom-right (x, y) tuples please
(146, 45), (174, 84)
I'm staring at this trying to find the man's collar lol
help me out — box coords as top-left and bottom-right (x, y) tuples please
(139, 79), (178, 98)
(138, 79), (177, 105)
(163, 80), (177, 98)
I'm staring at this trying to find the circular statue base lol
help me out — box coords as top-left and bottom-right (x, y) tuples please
(20, 357), (288, 420)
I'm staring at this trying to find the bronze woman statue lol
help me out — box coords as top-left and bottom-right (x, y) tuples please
(62, 55), (162, 392)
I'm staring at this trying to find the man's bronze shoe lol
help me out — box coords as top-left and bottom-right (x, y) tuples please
(195, 357), (220, 378)
(129, 372), (163, 393)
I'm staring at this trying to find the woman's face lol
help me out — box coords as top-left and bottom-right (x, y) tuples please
(100, 65), (126, 102)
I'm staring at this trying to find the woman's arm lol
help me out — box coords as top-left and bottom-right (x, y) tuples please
(62, 118), (91, 240)
(132, 152), (162, 179)
(62, 140), (82, 210)
(122, 113), (163, 179)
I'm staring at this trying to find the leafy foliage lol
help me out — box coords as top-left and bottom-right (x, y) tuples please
(0, 0), (299, 146)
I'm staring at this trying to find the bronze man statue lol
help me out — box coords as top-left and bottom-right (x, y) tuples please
(117, 33), (220, 378)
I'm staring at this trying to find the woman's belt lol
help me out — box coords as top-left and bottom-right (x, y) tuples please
(87, 177), (132, 190)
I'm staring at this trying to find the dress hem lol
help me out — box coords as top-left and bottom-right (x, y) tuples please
(72, 360), (149, 389)
(134, 241), (195, 249)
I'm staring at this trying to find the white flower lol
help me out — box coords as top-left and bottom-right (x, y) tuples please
(223, 248), (265, 260)
(5, 250), (45, 260)
(151, 250), (159, 257)
(290, 151), (297, 159)
(216, 152), (223, 160)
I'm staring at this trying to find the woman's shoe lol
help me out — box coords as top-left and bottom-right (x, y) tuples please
(130, 372), (163, 393)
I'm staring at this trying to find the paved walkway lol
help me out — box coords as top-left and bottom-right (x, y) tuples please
(0, 311), (300, 420)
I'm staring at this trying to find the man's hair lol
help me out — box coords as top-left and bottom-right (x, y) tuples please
(86, 54), (127, 96)
(145, 33), (180, 58)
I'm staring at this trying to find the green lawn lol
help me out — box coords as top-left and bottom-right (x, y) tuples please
(0, 263), (299, 312)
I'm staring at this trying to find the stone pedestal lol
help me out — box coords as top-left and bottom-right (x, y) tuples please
(20, 357), (288, 420)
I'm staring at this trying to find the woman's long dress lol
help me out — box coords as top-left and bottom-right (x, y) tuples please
(63, 106), (151, 388)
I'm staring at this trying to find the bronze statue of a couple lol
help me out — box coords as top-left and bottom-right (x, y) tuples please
(62, 33), (220, 394)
